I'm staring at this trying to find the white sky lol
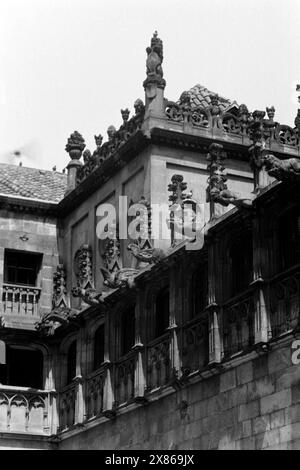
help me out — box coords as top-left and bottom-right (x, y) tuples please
(0, 0), (299, 170)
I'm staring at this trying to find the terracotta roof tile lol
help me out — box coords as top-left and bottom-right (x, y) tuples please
(0, 163), (67, 203)
(186, 84), (235, 112)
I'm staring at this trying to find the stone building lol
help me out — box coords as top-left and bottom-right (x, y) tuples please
(0, 33), (300, 450)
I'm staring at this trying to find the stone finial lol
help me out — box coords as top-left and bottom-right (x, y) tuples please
(107, 125), (117, 141)
(266, 106), (275, 121)
(65, 131), (85, 193)
(168, 175), (188, 205)
(65, 131), (85, 160)
(121, 108), (130, 124)
(94, 134), (103, 150)
(134, 99), (145, 116)
(179, 91), (191, 107)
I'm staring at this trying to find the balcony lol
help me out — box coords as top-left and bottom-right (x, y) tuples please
(222, 288), (255, 358)
(0, 385), (54, 435)
(269, 263), (300, 338)
(1, 283), (41, 326)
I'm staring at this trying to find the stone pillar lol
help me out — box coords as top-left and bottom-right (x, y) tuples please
(133, 289), (146, 400)
(168, 263), (181, 377)
(102, 310), (115, 415)
(74, 375), (84, 424)
(207, 236), (223, 364)
(251, 210), (270, 345)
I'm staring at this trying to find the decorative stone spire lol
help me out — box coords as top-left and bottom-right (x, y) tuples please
(143, 32), (166, 119)
(248, 111), (266, 193)
(65, 131), (85, 193)
(53, 264), (68, 308)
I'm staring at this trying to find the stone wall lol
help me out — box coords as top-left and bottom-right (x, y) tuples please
(58, 337), (300, 450)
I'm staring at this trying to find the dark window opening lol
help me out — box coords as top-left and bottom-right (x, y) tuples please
(230, 233), (253, 298)
(93, 324), (105, 370)
(120, 306), (135, 357)
(67, 341), (77, 384)
(2, 346), (43, 389)
(279, 208), (300, 271)
(4, 250), (42, 286)
(155, 286), (170, 338)
(191, 267), (208, 318)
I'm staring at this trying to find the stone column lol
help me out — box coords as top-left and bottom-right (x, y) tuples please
(207, 236), (223, 364)
(168, 263), (181, 377)
(102, 310), (115, 415)
(133, 289), (146, 401)
(251, 209), (270, 345)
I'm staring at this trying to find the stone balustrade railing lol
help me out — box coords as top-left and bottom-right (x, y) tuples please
(1, 284), (41, 318)
(222, 287), (255, 358)
(269, 263), (300, 338)
(164, 100), (300, 149)
(0, 385), (54, 434)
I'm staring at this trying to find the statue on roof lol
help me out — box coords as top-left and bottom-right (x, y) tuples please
(143, 31), (166, 90)
(263, 154), (300, 182)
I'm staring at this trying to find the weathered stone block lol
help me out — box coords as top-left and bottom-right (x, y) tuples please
(255, 429), (280, 449)
(253, 355), (268, 380)
(252, 415), (270, 435)
(238, 400), (260, 422)
(260, 389), (291, 415)
(220, 369), (236, 392)
(236, 361), (253, 385)
(268, 347), (292, 375)
(270, 409), (285, 429)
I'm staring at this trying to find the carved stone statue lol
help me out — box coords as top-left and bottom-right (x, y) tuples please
(71, 286), (104, 306)
(263, 154), (300, 182)
(143, 31), (166, 89)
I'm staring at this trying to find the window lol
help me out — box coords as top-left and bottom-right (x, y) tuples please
(3, 346), (43, 389)
(191, 267), (208, 318)
(67, 341), (77, 384)
(4, 250), (42, 286)
(279, 207), (300, 271)
(229, 233), (253, 298)
(155, 286), (170, 338)
(93, 324), (105, 370)
(120, 306), (135, 356)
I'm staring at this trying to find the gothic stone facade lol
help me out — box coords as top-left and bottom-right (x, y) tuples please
(0, 33), (300, 450)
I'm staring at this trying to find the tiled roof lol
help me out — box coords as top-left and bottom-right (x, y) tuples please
(0, 163), (67, 203)
(186, 84), (237, 112)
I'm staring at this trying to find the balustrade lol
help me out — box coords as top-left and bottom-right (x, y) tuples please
(146, 334), (171, 391)
(222, 288), (255, 358)
(2, 283), (41, 318)
(85, 368), (105, 420)
(269, 263), (300, 338)
(114, 353), (135, 406)
(0, 385), (51, 434)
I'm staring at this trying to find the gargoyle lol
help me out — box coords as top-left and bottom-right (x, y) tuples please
(211, 188), (253, 208)
(71, 286), (104, 306)
(35, 307), (78, 337)
(263, 154), (300, 182)
(100, 267), (138, 289)
(127, 242), (166, 265)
